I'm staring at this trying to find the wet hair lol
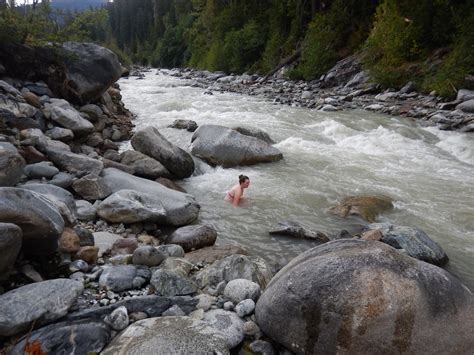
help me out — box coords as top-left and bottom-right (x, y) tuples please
(239, 174), (249, 184)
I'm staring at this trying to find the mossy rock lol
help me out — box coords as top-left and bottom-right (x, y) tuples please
(329, 195), (394, 222)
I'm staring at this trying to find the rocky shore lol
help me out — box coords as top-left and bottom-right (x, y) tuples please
(0, 44), (473, 355)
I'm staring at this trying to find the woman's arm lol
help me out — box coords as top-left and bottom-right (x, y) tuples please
(232, 188), (242, 206)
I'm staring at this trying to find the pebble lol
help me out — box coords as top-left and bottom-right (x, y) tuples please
(235, 299), (255, 318)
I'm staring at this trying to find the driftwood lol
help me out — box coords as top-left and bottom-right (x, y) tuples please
(262, 49), (301, 82)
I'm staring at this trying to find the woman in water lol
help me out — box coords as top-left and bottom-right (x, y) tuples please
(224, 174), (250, 206)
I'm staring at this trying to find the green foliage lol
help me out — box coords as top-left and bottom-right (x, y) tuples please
(61, 8), (109, 43)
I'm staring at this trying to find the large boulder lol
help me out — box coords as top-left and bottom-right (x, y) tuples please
(166, 224), (217, 252)
(101, 316), (229, 354)
(43, 99), (94, 135)
(0, 187), (65, 255)
(329, 195), (394, 222)
(101, 168), (199, 226)
(0, 279), (83, 337)
(131, 127), (195, 178)
(45, 147), (103, 176)
(97, 189), (166, 224)
(0, 223), (22, 279)
(456, 99), (474, 113)
(0, 142), (25, 186)
(255, 240), (474, 354)
(368, 223), (449, 266)
(12, 320), (110, 355)
(120, 150), (172, 179)
(190, 124), (283, 167)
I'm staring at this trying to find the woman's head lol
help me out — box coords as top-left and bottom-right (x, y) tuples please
(239, 174), (250, 188)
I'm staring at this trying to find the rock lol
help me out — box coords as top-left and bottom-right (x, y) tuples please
(329, 195), (394, 222)
(93, 232), (121, 256)
(45, 147), (103, 176)
(69, 259), (89, 273)
(243, 320), (260, 336)
(194, 254), (273, 290)
(162, 304), (186, 316)
(157, 244), (185, 258)
(58, 228), (81, 253)
(203, 309), (245, 348)
(49, 172), (74, 188)
(159, 257), (193, 277)
(156, 177), (187, 193)
(12, 320), (110, 355)
(224, 279), (261, 303)
(97, 189), (166, 224)
(0, 187), (64, 255)
(79, 103), (103, 122)
(131, 127), (195, 179)
(399, 81), (416, 94)
(22, 91), (41, 109)
(322, 55), (365, 88)
(74, 226), (94, 246)
(133, 246), (167, 267)
(185, 244), (248, 264)
(457, 89), (474, 102)
(18, 145), (47, 164)
(255, 240), (474, 354)
(120, 150), (172, 179)
(99, 265), (151, 292)
(101, 316), (229, 354)
(46, 127), (75, 142)
(168, 119), (198, 132)
(235, 299), (255, 318)
(75, 246), (99, 264)
(195, 294), (215, 311)
(0, 223), (22, 279)
(166, 224), (217, 252)
(76, 200), (96, 221)
(0, 279), (83, 336)
(456, 99), (474, 113)
(105, 306), (129, 331)
(321, 104), (338, 111)
(110, 237), (138, 256)
(191, 124), (283, 167)
(72, 174), (112, 200)
(232, 126), (275, 144)
(0, 142), (25, 186)
(301, 91), (312, 99)
(361, 229), (383, 241)
(250, 340), (276, 355)
(269, 221), (330, 242)
(368, 223), (449, 266)
(101, 168), (200, 226)
(20, 183), (76, 225)
(151, 269), (198, 296)
(43, 99), (94, 135)
(23, 161), (59, 179)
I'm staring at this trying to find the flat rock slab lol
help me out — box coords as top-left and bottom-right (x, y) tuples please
(101, 316), (229, 355)
(0, 279), (83, 337)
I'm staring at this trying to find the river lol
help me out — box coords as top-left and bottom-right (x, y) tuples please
(119, 70), (474, 290)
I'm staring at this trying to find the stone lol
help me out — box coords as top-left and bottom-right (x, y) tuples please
(195, 294), (215, 311)
(369, 223), (449, 266)
(133, 246), (166, 267)
(185, 244), (248, 265)
(12, 320), (110, 355)
(203, 309), (245, 348)
(93, 232), (121, 256)
(250, 340), (276, 355)
(120, 150), (173, 179)
(99, 265), (151, 292)
(151, 269), (198, 296)
(455, 99), (474, 113)
(111, 237), (138, 257)
(194, 254), (273, 290)
(76, 200), (96, 221)
(168, 119), (198, 132)
(18, 145), (47, 164)
(224, 279), (261, 303)
(101, 168), (199, 226)
(232, 126), (275, 144)
(45, 147), (103, 176)
(49, 172), (74, 188)
(235, 299), (255, 318)
(58, 227), (81, 253)
(191, 124), (283, 167)
(159, 257), (193, 278)
(105, 306), (129, 331)
(0, 223), (22, 279)
(97, 189), (166, 224)
(45, 127), (74, 141)
(0, 142), (25, 186)
(23, 161), (59, 179)
(0, 279), (83, 336)
(75, 246), (99, 264)
(269, 221), (330, 242)
(156, 177), (187, 193)
(101, 316), (229, 354)
(361, 229), (383, 241)
(43, 99), (94, 135)
(131, 127), (195, 179)
(74, 226), (95, 246)
(255, 240), (474, 354)
(157, 244), (185, 258)
(0, 187), (64, 255)
(456, 89), (474, 102)
(329, 195), (394, 222)
(166, 224), (217, 252)
(243, 320), (260, 336)
(72, 174), (112, 201)
(69, 259), (89, 273)
(79, 103), (103, 122)
(162, 304), (186, 316)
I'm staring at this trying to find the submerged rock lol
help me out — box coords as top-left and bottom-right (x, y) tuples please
(232, 126), (275, 144)
(269, 221), (330, 242)
(329, 194), (394, 222)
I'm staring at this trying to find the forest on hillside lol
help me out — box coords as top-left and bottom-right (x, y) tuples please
(0, 0), (473, 97)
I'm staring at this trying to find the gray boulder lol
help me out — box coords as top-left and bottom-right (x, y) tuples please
(158, 257), (193, 278)
(72, 173), (112, 200)
(0, 142), (25, 186)
(76, 200), (96, 221)
(45, 147), (103, 176)
(132, 246), (167, 267)
(93, 231), (121, 256)
(97, 189), (166, 224)
(223, 279), (261, 303)
(0, 187), (64, 255)
(191, 124), (283, 167)
(50, 172), (74, 188)
(0, 279), (83, 336)
(169, 119), (198, 132)
(104, 306), (129, 331)
(235, 299), (255, 318)
(456, 99), (474, 113)
(12, 320), (110, 355)
(43, 99), (94, 135)
(232, 126), (275, 144)
(368, 223), (449, 266)
(101, 168), (199, 226)
(151, 269), (198, 296)
(166, 224), (217, 252)
(101, 316), (229, 354)
(157, 244), (185, 258)
(20, 183), (76, 225)
(203, 309), (245, 348)
(99, 265), (151, 292)
(23, 161), (59, 179)
(131, 127), (195, 178)
(120, 150), (172, 179)
(45, 127), (75, 141)
(255, 240), (474, 354)
(457, 89), (474, 102)
(0, 223), (22, 279)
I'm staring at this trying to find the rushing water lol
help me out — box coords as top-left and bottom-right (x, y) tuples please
(119, 70), (474, 290)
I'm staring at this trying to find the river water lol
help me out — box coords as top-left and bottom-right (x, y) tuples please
(119, 70), (474, 290)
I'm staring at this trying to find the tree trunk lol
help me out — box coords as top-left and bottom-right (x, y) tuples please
(262, 49), (302, 82)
